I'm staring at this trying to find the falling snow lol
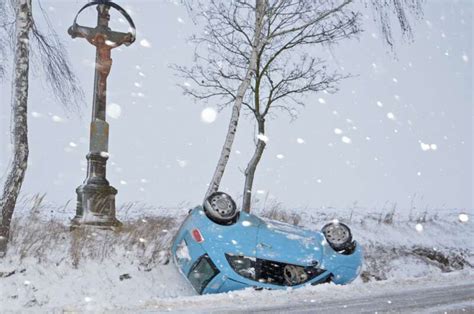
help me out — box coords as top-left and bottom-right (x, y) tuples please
(177, 159), (188, 168)
(257, 133), (269, 143)
(201, 107), (217, 123)
(458, 213), (469, 223)
(107, 103), (122, 119)
(386, 112), (396, 120)
(415, 223), (424, 232)
(140, 39), (151, 48)
(419, 141), (438, 152)
(51, 115), (63, 123)
(341, 136), (352, 144)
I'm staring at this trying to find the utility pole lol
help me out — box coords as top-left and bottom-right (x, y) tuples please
(68, 0), (136, 229)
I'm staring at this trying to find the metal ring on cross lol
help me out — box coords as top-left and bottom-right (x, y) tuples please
(68, 0), (136, 46)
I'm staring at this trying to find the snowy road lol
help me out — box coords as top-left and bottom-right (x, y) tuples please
(247, 282), (474, 313)
(136, 273), (474, 313)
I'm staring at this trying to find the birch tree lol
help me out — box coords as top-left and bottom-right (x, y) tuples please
(176, 0), (268, 199)
(0, 0), (82, 255)
(0, 0), (10, 79)
(178, 0), (423, 211)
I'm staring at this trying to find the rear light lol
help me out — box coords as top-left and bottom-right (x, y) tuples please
(191, 228), (204, 243)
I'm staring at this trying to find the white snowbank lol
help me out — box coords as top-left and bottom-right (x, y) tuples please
(0, 196), (472, 311)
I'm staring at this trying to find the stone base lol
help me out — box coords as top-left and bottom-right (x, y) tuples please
(71, 183), (122, 230)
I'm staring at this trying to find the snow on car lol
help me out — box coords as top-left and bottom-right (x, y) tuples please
(171, 192), (363, 294)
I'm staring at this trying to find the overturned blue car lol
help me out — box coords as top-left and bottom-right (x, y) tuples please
(171, 192), (362, 295)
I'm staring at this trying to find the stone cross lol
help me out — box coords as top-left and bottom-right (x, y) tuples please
(68, 1), (135, 229)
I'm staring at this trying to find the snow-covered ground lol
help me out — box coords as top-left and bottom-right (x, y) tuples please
(0, 195), (472, 312)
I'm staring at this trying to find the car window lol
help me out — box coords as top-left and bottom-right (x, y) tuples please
(187, 255), (219, 294)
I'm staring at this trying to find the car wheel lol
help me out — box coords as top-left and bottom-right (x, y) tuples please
(322, 222), (353, 252)
(203, 192), (238, 225)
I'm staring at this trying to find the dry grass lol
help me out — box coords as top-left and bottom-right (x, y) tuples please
(360, 245), (472, 282)
(258, 200), (301, 226)
(7, 195), (181, 268)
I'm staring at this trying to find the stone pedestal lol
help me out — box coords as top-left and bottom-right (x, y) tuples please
(71, 152), (122, 229)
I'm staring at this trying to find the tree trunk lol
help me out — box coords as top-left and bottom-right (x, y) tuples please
(242, 119), (266, 213)
(205, 0), (267, 199)
(0, 0), (31, 256)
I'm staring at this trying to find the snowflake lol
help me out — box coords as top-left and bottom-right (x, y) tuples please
(257, 133), (269, 143)
(341, 136), (351, 144)
(51, 115), (63, 123)
(177, 159), (188, 168)
(201, 107), (217, 123)
(458, 213), (469, 223)
(140, 39), (151, 48)
(107, 103), (122, 119)
(386, 112), (396, 120)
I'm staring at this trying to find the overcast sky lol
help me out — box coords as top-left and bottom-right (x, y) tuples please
(0, 0), (472, 213)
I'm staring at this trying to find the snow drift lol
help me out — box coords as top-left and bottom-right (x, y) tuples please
(0, 195), (472, 311)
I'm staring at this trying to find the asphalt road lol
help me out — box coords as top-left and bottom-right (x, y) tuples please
(246, 282), (474, 314)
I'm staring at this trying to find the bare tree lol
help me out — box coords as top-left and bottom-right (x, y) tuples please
(369, 0), (424, 50)
(176, 0), (268, 200)
(178, 0), (423, 211)
(0, 0), (83, 255)
(239, 1), (360, 212)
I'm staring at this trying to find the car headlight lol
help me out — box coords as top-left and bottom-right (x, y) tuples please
(225, 254), (257, 280)
(322, 221), (353, 252)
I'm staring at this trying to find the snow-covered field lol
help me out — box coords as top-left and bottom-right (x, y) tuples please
(0, 195), (472, 312)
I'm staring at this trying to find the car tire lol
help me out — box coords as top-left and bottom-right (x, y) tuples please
(203, 192), (238, 225)
(322, 222), (354, 252)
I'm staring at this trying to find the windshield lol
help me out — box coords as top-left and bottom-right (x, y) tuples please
(187, 255), (219, 294)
